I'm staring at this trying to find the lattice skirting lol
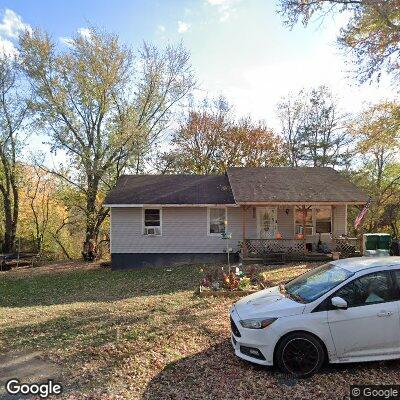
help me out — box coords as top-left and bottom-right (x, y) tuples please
(244, 239), (305, 257)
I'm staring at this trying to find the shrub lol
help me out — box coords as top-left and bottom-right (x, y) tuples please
(238, 277), (251, 291)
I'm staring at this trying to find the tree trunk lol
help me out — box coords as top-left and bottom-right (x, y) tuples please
(82, 177), (102, 261)
(3, 193), (16, 253)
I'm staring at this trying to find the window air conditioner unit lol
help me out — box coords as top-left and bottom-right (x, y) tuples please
(145, 227), (160, 235)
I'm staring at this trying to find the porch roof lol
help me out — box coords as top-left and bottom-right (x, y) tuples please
(227, 167), (368, 204)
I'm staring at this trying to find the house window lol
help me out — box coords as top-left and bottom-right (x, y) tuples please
(208, 207), (226, 235)
(315, 206), (332, 234)
(294, 206), (332, 236)
(143, 208), (162, 235)
(295, 207), (313, 236)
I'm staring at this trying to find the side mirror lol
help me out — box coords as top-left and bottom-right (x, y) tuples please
(331, 296), (348, 310)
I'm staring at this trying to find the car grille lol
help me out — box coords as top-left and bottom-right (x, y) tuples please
(230, 316), (241, 337)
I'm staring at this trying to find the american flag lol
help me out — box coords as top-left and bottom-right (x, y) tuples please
(354, 197), (372, 230)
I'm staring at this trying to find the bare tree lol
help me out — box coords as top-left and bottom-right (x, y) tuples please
(276, 94), (305, 167)
(277, 86), (352, 167)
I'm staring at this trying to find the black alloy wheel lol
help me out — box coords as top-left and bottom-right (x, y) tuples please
(275, 332), (325, 378)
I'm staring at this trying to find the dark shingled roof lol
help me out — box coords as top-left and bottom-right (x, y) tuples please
(227, 167), (368, 203)
(104, 174), (235, 205)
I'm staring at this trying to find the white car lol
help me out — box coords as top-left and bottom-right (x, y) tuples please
(230, 257), (400, 377)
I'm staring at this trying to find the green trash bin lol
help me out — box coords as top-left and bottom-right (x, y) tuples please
(363, 233), (391, 256)
(378, 235), (391, 250)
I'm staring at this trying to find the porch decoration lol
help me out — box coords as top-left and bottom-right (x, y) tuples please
(197, 264), (265, 297)
(220, 229), (232, 271)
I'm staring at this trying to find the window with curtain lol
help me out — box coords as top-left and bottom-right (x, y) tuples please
(209, 208), (226, 234)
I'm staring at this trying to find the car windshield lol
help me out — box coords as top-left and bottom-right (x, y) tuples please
(283, 263), (354, 303)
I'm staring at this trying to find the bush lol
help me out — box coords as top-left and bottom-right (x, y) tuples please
(238, 277), (251, 291)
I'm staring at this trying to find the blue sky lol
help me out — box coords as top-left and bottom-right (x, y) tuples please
(0, 0), (394, 133)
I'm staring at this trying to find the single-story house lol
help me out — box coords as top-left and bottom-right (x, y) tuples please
(104, 167), (369, 269)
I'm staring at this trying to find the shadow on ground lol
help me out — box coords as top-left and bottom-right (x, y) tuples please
(142, 339), (400, 400)
(0, 264), (203, 308)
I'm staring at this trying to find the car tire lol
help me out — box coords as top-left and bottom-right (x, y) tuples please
(275, 332), (325, 378)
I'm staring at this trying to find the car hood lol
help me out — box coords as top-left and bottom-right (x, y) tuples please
(234, 286), (305, 319)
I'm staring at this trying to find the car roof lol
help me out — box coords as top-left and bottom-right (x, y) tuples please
(330, 256), (400, 272)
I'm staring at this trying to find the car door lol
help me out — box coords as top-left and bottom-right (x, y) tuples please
(392, 269), (400, 339)
(327, 271), (400, 360)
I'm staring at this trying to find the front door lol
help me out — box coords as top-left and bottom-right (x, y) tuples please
(257, 207), (276, 239)
(327, 271), (400, 360)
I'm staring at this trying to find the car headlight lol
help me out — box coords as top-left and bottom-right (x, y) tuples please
(239, 317), (277, 329)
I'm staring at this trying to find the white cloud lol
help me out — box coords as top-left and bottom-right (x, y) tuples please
(207, 0), (228, 5)
(157, 25), (165, 32)
(177, 21), (190, 33)
(0, 9), (31, 57)
(59, 36), (74, 47)
(0, 9), (30, 38)
(212, 45), (393, 131)
(78, 27), (91, 39)
(59, 27), (92, 46)
(0, 36), (17, 57)
(206, 0), (239, 22)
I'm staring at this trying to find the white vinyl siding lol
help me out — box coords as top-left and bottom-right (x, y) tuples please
(110, 204), (349, 254)
(112, 207), (241, 254)
(277, 206), (294, 238)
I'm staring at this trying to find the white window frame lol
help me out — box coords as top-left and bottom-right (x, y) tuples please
(293, 206), (332, 236)
(207, 207), (227, 236)
(142, 207), (162, 236)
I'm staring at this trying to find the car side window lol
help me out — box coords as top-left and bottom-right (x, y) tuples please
(333, 271), (394, 308)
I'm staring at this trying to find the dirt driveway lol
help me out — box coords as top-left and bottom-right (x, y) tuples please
(0, 351), (60, 399)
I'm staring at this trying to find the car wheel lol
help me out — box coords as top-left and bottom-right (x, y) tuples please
(275, 332), (325, 378)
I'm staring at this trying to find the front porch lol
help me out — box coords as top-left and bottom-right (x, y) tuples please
(241, 237), (361, 263)
(238, 204), (361, 263)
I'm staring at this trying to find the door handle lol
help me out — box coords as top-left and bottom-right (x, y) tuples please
(377, 311), (393, 317)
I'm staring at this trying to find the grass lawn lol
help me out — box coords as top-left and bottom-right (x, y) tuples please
(1, 261), (399, 400)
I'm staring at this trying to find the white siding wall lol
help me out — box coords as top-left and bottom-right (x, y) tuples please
(111, 206), (252, 254)
(111, 204), (348, 254)
(277, 206), (294, 238)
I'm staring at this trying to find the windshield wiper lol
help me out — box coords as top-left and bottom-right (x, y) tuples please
(279, 283), (304, 303)
(285, 291), (305, 303)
